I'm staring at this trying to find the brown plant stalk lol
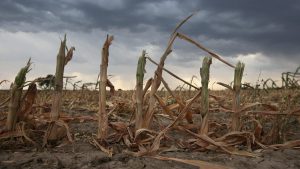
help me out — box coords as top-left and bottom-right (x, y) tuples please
(231, 61), (245, 131)
(98, 35), (114, 140)
(6, 59), (31, 131)
(50, 35), (67, 120)
(143, 13), (195, 128)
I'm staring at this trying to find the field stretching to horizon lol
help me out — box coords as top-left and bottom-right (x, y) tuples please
(1, 9), (300, 169)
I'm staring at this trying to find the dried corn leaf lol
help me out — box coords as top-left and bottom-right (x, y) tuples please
(167, 103), (180, 111)
(134, 128), (158, 142)
(240, 102), (278, 112)
(251, 119), (263, 140)
(91, 137), (113, 157)
(19, 83), (37, 120)
(109, 122), (127, 132)
(154, 94), (176, 119)
(217, 82), (232, 90)
(270, 140), (300, 149)
(55, 120), (73, 143)
(215, 131), (255, 144)
(65, 46), (75, 66)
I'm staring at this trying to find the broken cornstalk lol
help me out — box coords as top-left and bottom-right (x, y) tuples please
(46, 35), (75, 142)
(6, 59), (31, 131)
(135, 50), (147, 131)
(177, 33), (235, 68)
(144, 13), (195, 128)
(199, 56), (212, 135)
(231, 61), (245, 131)
(50, 35), (67, 120)
(98, 35), (114, 140)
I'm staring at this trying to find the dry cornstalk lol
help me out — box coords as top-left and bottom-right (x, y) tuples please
(161, 77), (193, 123)
(98, 35), (114, 140)
(6, 59), (31, 131)
(135, 50), (147, 131)
(154, 94), (176, 119)
(177, 33), (235, 68)
(19, 83), (37, 121)
(107, 79), (115, 95)
(143, 78), (153, 98)
(144, 13), (195, 128)
(231, 61), (245, 131)
(143, 12), (235, 128)
(50, 35), (66, 120)
(148, 89), (202, 154)
(199, 56), (212, 135)
(47, 35), (74, 141)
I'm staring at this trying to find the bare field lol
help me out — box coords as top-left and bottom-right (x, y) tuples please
(1, 89), (300, 169)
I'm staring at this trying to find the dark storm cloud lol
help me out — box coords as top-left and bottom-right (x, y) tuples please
(185, 0), (300, 58)
(0, 0), (187, 32)
(0, 0), (299, 60)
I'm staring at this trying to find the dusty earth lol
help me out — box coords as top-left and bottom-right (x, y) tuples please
(1, 90), (300, 169)
(1, 113), (300, 169)
(1, 143), (300, 169)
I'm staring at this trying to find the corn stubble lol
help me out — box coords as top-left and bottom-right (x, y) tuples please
(135, 50), (147, 131)
(199, 56), (212, 135)
(98, 35), (114, 140)
(45, 34), (75, 143)
(6, 59), (31, 131)
(232, 62), (245, 131)
(0, 13), (300, 169)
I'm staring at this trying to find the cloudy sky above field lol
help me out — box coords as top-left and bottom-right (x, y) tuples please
(0, 0), (299, 90)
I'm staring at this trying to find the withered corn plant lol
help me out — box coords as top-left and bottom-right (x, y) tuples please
(6, 59), (31, 131)
(231, 61), (245, 131)
(19, 83), (37, 121)
(98, 35), (114, 140)
(51, 35), (66, 120)
(144, 13), (195, 128)
(199, 56), (212, 135)
(281, 66), (300, 89)
(143, 12), (236, 129)
(46, 35), (75, 141)
(135, 50), (147, 131)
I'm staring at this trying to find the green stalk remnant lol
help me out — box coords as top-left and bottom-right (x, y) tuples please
(6, 59), (31, 131)
(231, 61), (245, 131)
(135, 50), (147, 131)
(199, 56), (212, 135)
(98, 35), (114, 140)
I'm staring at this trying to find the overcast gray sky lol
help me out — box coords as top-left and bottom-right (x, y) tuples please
(0, 0), (299, 89)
